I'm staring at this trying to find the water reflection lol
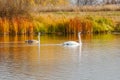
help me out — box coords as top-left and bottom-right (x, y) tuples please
(0, 34), (120, 80)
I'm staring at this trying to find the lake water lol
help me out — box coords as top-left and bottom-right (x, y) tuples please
(0, 34), (120, 80)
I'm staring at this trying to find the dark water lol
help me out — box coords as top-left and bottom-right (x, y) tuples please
(0, 34), (120, 80)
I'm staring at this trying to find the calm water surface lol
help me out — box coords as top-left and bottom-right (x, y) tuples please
(0, 34), (120, 80)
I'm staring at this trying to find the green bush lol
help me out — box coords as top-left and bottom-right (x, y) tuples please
(92, 17), (114, 33)
(114, 23), (120, 32)
(33, 21), (46, 33)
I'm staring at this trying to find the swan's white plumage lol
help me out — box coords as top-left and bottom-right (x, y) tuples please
(63, 41), (79, 45)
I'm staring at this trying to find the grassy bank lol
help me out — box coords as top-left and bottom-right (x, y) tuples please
(0, 11), (119, 35)
(37, 5), (120, 12)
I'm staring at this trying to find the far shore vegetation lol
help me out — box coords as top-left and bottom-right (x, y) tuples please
(0, 0), (120, 35)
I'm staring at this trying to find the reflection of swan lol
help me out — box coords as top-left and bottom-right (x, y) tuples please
(63, 32), (82, 46)
(78, 46), (82, 62)
(25, 33), (40, 44)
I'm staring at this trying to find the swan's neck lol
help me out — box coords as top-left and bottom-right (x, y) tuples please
(38, 32), (40, 45)
(78, 33), (81, 43)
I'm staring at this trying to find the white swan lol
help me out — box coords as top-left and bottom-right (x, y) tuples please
(63, 32), (82, 46)
(25, 33), (40, 44)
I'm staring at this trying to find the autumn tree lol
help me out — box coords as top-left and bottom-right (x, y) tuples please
(76, 0), (98, 6)
(103, 0), (120, 4)
(0, 0), (69, 17)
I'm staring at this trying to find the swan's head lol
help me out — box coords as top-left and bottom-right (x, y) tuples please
(78, 32), (81, 35)
(38, 32), (40, 36)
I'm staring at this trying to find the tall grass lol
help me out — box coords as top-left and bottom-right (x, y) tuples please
(33, 14), (69, 34)
(68, 17), (92, 33)
(33, 15), (93, 34)
(33, 15), (114, 34)
(0, 15), (117, 35)
(0, 17), (33, 35)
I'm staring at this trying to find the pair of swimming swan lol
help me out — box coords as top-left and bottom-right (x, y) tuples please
(25, 32), (82, 46)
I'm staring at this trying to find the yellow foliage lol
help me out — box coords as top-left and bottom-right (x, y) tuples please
(0, 17), (34, 35)
(0, 14), (115, 35)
